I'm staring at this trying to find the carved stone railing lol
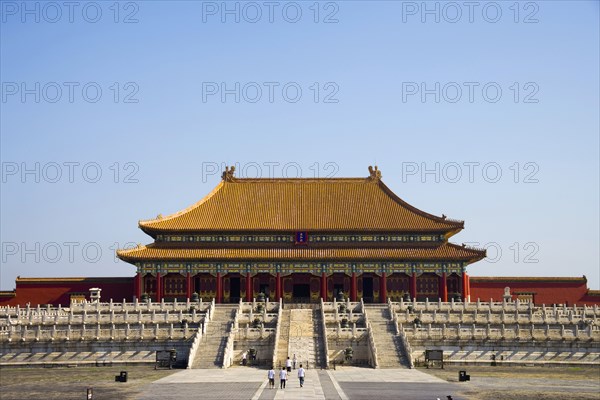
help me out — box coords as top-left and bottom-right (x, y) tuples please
(222, 307), (239, 369)
(394, 300), (600, 317)
(362, 299), (379, 368)
(1, 300), (214, 327)
(398, 326), (414, 368)
(320, 298), (329, 369)
(271, 299), (282, 369)
(1, 322), (193, 343)
(403, 323), (599, 342)
(186, 324), (205, 369)
(0, 298), (214, 316)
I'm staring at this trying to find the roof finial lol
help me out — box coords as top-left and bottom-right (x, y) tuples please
(222, 165), (236, 182)
(368, 165), (382, 181)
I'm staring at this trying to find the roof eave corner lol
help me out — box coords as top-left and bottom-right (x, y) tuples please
(138, 221), (159, 239)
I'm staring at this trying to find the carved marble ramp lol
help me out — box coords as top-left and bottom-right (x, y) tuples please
(288, 309), (315, 368)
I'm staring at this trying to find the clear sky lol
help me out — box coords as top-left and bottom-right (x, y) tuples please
(1, 0), (598, 290)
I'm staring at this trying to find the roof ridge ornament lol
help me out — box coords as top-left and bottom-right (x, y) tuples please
(222, 165), (236, 182)
(368, 165), (382, 181)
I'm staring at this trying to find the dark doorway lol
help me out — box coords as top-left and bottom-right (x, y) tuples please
(230, 277), (241, 303)
(363, 277), (374, 303)
(293, 284), (311, 303)
(333, 284), (344, 299)
(259, 284), (270, 298)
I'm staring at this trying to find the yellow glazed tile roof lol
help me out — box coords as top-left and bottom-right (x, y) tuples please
(117, 242), (484, 262)
(138, 173), (463, 233)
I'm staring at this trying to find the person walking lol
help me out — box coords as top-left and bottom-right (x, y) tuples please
(242, 351), (247, 366)
(297, 364), (305, 387)
(279, 367), (288, 389)
(285, 356), (292, 372)
(267, 368), (275, 389)
(292, 354), (297, 370)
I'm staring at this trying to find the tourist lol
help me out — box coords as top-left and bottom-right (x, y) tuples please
(267, 368), (275, 389)
(279, 367), (287, 389)
(286, 356), (292, 372)
(297, 363), (305, 387)
(242, 351), (247, 366)
(292, 353), (297, 369)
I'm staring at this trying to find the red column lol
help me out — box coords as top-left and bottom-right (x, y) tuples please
(275, 273), (281, 300)
(440, 272), (448, 302)
(410, 272), (417, 300)
(462, 272), (468, 302)
(380, 272), (387, 303)
(156, 273), (162, 302)
(321, 273), (327, 301)
(246, 273), (252, 302)
(350, 272), (357, 301)
(186, 273), (192, 300)
(216, 272), (222, 303)
(134, 272), (142, 300)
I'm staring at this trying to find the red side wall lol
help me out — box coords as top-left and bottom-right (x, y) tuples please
(0, 277), (134, 307)
(470, 278), (598, 305)
(1, 275), (598, 306)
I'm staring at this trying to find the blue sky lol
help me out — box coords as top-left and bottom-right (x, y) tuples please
(1, 1), (598, 290)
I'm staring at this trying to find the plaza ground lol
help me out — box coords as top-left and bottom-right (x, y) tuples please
(0, 364), (598, 400)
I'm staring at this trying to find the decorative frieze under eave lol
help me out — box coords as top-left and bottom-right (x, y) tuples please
(134, 261), (467, 277)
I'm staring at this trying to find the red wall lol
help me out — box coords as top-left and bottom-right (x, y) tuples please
(470, 277), (598, 305)
(0, 277), (134, 307)
(2, 275), (598, 306)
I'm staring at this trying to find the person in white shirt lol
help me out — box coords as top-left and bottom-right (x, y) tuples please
(292, 353), (297, 369)
(285, 356), (292, 372)
(297, 364), (306, 387)
(267, 368), (275, 389)
(279, 367), (288, 388)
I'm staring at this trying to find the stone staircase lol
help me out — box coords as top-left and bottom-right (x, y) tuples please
(365, 304), (409, 368)
(192, 304), (236, 369)
(274, 309), (291, 368)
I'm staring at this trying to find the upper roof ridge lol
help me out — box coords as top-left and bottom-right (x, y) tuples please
(137, 164), (464, 233)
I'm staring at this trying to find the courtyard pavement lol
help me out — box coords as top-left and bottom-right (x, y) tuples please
(137, 367), (465, 400)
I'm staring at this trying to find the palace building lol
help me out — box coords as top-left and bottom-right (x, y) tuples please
(116, 166), (486, 303)
(1, 166), (598, 307)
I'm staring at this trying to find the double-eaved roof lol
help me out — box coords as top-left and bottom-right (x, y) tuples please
(118, 167), (485, 265)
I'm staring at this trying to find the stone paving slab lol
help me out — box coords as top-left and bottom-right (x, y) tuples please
(138, 382), (262, 400)
(150, 368), (267, 383)
(339, 382), (466, 400)
(260, 369), (328, 400)
(139, 367), (454, 400)
(331, 367), (447, 383)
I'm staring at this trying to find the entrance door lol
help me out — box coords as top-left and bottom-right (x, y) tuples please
(292, 284), (311, 303)
(259, 284), (270, 298)
(363, 277), (374, 303)
(333, 284), (344, 300)
(230, 277), (241, 303)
